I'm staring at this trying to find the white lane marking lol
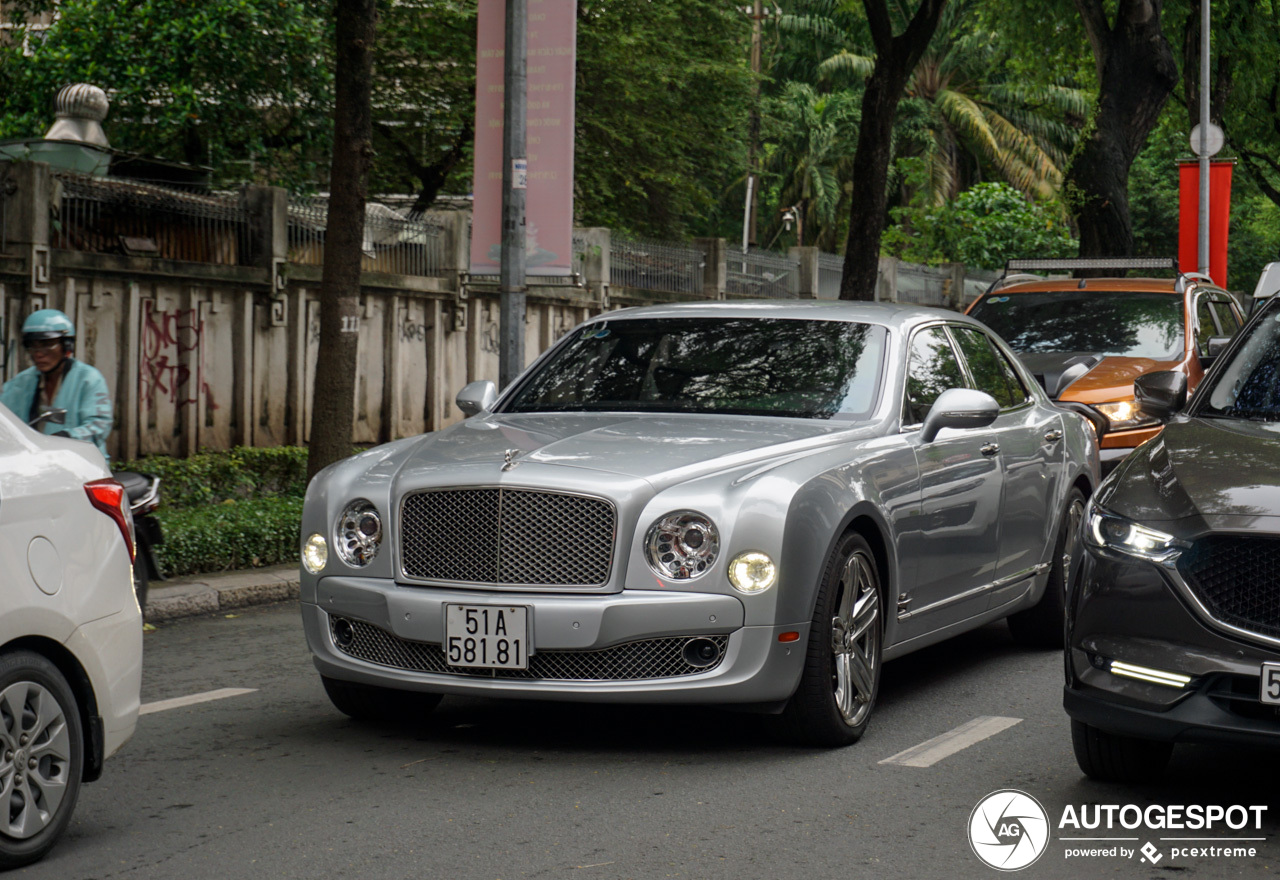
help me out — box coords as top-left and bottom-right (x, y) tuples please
(140, 688), (258, 716)
(879, 715), (1022, 767)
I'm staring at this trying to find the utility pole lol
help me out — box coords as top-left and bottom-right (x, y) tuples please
(500, 0), (527, 388)
(1197, 0), (1210, 276)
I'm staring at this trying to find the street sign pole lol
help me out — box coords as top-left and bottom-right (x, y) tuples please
(1198, 0), (1210, 276)
(500, 0), (527, 388)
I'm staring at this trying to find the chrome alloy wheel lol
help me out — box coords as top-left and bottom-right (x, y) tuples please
(830, 550), (881, 727)
(1060, 495), (1086, 594)
(0, 681), (73, 840)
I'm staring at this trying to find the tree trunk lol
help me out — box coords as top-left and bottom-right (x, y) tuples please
(839, 0), (948, 301)
(1067, 0), (1177, 261)
(307, 0), (378, 481)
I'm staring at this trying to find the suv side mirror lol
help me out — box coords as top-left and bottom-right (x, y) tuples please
(920, 388), (999, 443)
(1134, 370), (1187, 421)
(1200, 336), (1232, 366)
(456, 380), (498, 417)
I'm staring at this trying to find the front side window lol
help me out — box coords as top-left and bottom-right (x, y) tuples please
(904, 327), (965, 424)
(1210, 298), (1242, 337)
(1201, 308), (1280, 421)
(503, 317), (887, 420)
(970, 290), (1184, 360)
(952, 327), (1029, 409)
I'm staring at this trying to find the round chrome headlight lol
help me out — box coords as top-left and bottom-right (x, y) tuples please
(645, 511), (719, 580)
(302, 533), (328, 574)
(335, 500), (382, 567)
(728, 551), (777, 594)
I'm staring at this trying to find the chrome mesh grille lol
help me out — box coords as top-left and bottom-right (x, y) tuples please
(1180, 536), (1280, 640)
(400, 488), (615, 586)
(331, 616), (728, 681)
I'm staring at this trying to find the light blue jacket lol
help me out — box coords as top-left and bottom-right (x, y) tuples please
(0, 358), (113, 458)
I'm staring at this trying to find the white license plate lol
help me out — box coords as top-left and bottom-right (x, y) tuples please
(444, 604), (529, 670)
(1261, 662), (1280, 705)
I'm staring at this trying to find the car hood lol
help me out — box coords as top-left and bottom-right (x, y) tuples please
(386, 412), (867, 488)
(1102, 416), (1280, 525)
(1018, 352), (1181, 404)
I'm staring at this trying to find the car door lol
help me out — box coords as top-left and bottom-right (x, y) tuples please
(895, 325), (1004, 641)
(951, 326), (1062, 608)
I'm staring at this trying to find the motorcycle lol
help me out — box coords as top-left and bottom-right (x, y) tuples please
(30, 408), (164, 614)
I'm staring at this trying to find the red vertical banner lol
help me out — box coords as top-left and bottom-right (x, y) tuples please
(1178, 160), (1234, 287)
(470, 0), (578, 277)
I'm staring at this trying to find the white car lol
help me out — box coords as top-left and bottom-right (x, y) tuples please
(0, 405), (141, 867)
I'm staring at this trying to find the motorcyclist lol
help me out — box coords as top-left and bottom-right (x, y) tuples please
(0, 309), (113, 458)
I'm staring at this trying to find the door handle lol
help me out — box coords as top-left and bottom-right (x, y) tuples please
(980, 442), (1000, 457)
(1044, 430), (1063, 442)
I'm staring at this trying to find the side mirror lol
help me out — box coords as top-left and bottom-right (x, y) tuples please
(1206, 336), (1231, 358)
(1055, 401), (1109, 440)
(920, 388), (999, 443)
(1053, 361), (1092, 398)
(456, 380), (498, 417)
(1134, 370), (1187, 421)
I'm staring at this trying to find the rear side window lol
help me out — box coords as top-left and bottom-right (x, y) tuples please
(1210, 299), (1242, 337)
(904, 327), (965, 424)
(952, 327), (1030, 409)
(1196, 297), (1218, 355)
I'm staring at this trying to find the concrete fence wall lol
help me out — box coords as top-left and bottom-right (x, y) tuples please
(0, 160), (991, 459)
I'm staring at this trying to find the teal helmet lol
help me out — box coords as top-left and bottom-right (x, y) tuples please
(22, 309), (75, 350)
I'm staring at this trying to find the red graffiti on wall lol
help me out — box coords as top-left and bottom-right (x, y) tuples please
(140, 300), (217, 410)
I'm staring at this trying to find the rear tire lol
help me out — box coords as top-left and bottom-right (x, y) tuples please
(777, 532), (883, 747)
(321, 676), (442, 723)
(0, 651), (85, 870)
(1071, 719), (1172, 783)
(1008, 487), (1086, 648)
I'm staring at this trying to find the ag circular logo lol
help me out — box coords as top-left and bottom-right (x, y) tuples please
(968, 789), (1050, 871)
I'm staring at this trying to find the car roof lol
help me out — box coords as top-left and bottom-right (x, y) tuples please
(591, 299), (986, 333)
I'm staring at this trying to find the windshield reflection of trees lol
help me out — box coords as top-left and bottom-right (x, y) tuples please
(972, 291), (1182, 358)
(508, 318), (881, 418)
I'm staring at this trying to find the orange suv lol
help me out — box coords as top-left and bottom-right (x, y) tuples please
(967, 258), (1244, 473)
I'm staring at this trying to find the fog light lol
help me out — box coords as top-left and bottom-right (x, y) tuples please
(302, 533), (328, 574)
(333, 617), (355, 649)
(1108, 659), (1191, 689)
(728, 551), (777, 594)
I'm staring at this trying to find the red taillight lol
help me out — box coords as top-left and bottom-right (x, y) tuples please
(85, 478), (136, 563)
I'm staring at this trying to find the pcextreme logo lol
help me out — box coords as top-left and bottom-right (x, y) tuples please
(968, 792), (1269, 871)
(968, 790), (1051, 871)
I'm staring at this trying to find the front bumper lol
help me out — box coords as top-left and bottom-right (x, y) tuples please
(303, 576), (809, 705)
(1064, 550), (1280, 746)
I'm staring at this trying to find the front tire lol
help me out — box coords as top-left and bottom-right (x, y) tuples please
(1008, 487), (1086, 648)
(778, 532), (883, 747)
(321, 676), (442, 723)
(1071, 719), (1172, 783)
(0, 651), (85, 870)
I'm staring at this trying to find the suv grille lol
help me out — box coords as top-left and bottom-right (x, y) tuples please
(400, 488), (616, 586)
(331, 616), (728, 681)
(1180, 536), (1280, 640)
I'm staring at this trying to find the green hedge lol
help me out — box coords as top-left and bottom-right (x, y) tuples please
(119, 447), (312, 577)
(154, 497), (305, 577)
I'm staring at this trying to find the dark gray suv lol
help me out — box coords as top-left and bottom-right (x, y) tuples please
(1065, 296), (1280, 782)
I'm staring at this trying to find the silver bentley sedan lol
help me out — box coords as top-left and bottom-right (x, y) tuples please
(300, 301), (1099, 746)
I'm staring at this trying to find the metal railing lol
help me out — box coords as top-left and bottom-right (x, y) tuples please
(50, 171), (252, 265)
(287, 195), (448, 278)
(610, 234), (704, 295)
(893, 262), (955, 307)
(726, 247), (800, 299)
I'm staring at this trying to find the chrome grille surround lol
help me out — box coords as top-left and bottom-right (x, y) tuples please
(330, 616), (729, 681)
(399, 487), (617, 587)
(1179, 536), (1280, 641)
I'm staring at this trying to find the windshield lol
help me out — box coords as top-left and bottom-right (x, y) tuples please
(503, 317), (887, 419)
(1200, 308), (1280, 422)
(970, 290), (1184, 359)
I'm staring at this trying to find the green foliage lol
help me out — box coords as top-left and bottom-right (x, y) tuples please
(116, 446), (310, 511)
(883, 179), (1076, 270)
(0, 0), (334, 188)
(154, 497), (304, 577)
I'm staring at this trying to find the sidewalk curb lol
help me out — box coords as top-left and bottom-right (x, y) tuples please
(146, 564), (300, 623)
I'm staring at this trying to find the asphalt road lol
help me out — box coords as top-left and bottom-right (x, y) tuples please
(20, 602), (1279, 880)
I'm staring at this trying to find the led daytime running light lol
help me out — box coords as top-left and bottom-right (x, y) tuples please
(1108, 660), (1192, 689)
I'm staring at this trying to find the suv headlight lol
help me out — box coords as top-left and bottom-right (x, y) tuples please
(645, 511), (719, 580)
(1091, 399), (1159, 431)
(1084, 503), (1185, 564)
(335, 499), (383, 567)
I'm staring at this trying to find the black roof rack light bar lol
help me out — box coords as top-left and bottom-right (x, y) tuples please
(1005, 257), (1178, 272)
